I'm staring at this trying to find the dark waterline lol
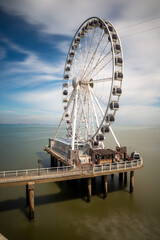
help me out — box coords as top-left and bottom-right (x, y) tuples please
(0, 125), (160, 240)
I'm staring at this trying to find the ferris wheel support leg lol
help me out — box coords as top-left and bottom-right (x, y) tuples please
(54, 89), (76, 141)
(89, 90), (99, 129)
(71, 88), (78, 150)
(79, 90), (89, 137)
(109, 126), (120, 148)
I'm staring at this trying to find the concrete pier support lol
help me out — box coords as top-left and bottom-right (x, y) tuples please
(119, 172), (123, 181)
(103, 175), (108, 199)
(91, 177), (96, 185)
(27, 182), (35, 219)
(130, 171), (134, 193)
(101, 176), (103, 188)
(26, 184), (29, 207)
(87, 178), (91, 202)
(51, 155), (58, 167)
(51, 155), (55, 167)
(124, 172), (127, 185)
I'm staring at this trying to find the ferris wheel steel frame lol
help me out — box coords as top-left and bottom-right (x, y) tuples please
(54, 17), (123, 150)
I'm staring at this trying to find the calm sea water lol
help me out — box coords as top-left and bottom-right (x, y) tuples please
(0, 124), (160, 240)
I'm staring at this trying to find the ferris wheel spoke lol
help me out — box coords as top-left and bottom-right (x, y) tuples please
(84, 49), (112, 80)
(71, 88), (79, 150)
(64, 88), (74, 101)
(69, 72), (76, 80)
(89, 90), (99, 130)
(90, 109), (95, 136)
(96, 39), (109, 64)
(70, 62), (77, 77)
(77, 91), (87, 136)
(83, 39), (110, 80)
(72, 52), (81, 75)
(70, 100), (75, 126)
(90, 56), (113, 79)
(83, 32), (88, 62)
(92, 92), (107, 106)
(84, 77), (112, 84)
(87, 89), (90, 136)
(79, 90), (88, 133)
(90, 89), (104, 117)
(88, 88), (99, 137)
(82, 31), (105, 80)
(80, 32), (88, 80)
(76, 107), (84, 139)
(77, 89), (88, 140)
(81, 28), (96, 79)
(70, 89), (82, 130)
(77, 44), (84, 72)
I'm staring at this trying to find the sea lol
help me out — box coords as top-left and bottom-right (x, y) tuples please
(0, 124), (160, 240)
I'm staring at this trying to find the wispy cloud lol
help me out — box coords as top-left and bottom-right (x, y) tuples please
(55, 40), (70, 54)
(0, 0), (160, 124)
(0, 46), (6, 60)
(0, 35), (64, 88)
(0, 0), (159, 35)
(10, 88), (62, 112)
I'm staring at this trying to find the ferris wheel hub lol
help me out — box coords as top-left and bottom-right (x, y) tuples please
(72, 77), (78, 89)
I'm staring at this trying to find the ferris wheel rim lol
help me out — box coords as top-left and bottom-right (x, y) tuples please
(62, 16), (123, 144)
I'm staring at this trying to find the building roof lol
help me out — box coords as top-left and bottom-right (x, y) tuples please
(92, 148), (118, 155)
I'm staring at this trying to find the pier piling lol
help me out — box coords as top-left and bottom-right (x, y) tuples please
(51, 155), (55, 167)
(124, 172), (127, 185)
(119, 172), (123, 181)
(103, 175), (108, 199)
(130, 171), (134, 193)
(87, 178), (91, 202)
(26, 184), (29, 207)
(27, 182), (35, 219)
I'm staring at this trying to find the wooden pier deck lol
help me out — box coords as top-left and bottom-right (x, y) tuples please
(0, 158), (143, 219)
(0, 159), (143, 187)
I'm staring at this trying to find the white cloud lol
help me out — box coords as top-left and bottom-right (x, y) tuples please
(0, 87), (63, 124)
(116, 105), (160, 125)
(0, 0), (159, 35)
(9, 87), (63, 115)
(55, 40), (70, 54)
(0, 36), (64, 87)
(0, 0), (160, 124)
(0, 112), (60, 124)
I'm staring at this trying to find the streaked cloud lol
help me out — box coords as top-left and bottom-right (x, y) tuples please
(0, 46), (6, 60)
(0, 0), (160, 124)
(0, 0), (159, 35)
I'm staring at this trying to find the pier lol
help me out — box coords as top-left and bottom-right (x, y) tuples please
(0, 158), (143, 219)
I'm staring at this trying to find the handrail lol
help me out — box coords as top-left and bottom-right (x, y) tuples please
(0, 165), (74, 178)
(0, 158), (143, 183)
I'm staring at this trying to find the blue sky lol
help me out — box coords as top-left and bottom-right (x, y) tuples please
(0, 0), (160, 125)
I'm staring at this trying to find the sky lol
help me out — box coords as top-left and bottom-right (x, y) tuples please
(0, 0), (160, 125)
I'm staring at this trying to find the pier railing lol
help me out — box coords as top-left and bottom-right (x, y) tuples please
(0, 165), (74, 179)
(0, 158), (143, 184)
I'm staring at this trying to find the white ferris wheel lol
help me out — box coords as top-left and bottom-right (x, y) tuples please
(55, 17), (123, 151)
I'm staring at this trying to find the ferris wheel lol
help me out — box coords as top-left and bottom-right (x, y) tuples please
(55, 17), (123, 150)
